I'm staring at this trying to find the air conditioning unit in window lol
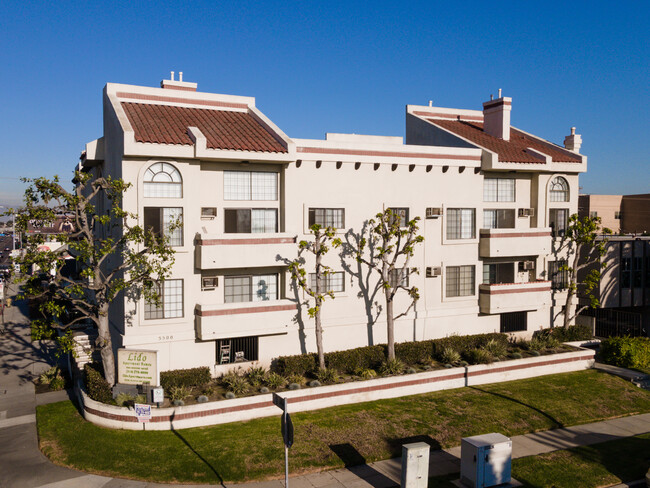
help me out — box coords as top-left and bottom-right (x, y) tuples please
(201, 207), (217, 219)
(518, 261), (535, 272)
(426, 266), (442, 278)
(202, 277), (218, 290)
(426, 207), (443, 218)
(518, 208), (535, 218)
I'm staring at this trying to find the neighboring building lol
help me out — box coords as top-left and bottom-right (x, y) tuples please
(80, 76), (587, 374)
(579, 193), (650, 234)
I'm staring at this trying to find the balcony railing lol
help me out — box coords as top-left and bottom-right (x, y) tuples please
(478, 280), (551, 314)
(195, 233), (297, 269)
(479, 227), (551, 258)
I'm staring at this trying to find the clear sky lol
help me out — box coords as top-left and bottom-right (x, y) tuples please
(1, 0), (648, 211)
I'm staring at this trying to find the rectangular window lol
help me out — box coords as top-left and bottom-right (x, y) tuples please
(632, 257), (642, 288)
(482, 263), (515, 284)
(144, 279), (183, 320)
(224, 209), (277, 233)
(549, 208), (569, 237)
(589, 211), (598, 219)
(500, 311), (527, 333)
(548, 260), (568, 290)
(217, 336), (259, 364)
(388, 207), (409, 227)
(621, 258), (631, 289)
(309, 272), (345, 293)
(447, 208), (475, 239)
(484, 178), (515, 202)
(645, 257), (650, 288)
(224, 171), (278, 201)
(446, 265), (475, 297)
(615, 211), (622, 219)
(389, 268), (409, 288)
(308, 208), (345, 228)
(143, 207), (183, 246)
(483, 209), (515, 229)
(224, 274), (278, 303)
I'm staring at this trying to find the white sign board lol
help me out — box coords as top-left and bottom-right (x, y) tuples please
(117, 349), (159, 386)
(152, 387), (164, 404)
(134, 403), (151, 423)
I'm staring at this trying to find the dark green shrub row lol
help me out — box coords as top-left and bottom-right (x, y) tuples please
(160, 367), (211, 391)
(600, 336), (650, 369)
(273, 333), (509, 376)
(535, 325), (593, 342)
(84, 363), (113, 403)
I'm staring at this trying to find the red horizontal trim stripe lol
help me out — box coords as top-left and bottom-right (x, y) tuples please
(297, 147), (481, 161)
(116, 92), (249, 110)
(479, 231), (551, 238)
(196, 303), (298, 317)
(412, 111), (484, 122)
(198, 237), (296, 246)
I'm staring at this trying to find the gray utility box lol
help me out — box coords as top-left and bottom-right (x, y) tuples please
(400, 442), (430, 488)
(460, 433), (512, 488)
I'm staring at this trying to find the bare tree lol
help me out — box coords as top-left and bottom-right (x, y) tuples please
(354, 209), (423, 361)
(10, 172), (175, 385)
(288, 224), (341, 370)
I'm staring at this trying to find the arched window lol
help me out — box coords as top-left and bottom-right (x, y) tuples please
(549, 176), (569, 202)
(144, 163), (182, 198)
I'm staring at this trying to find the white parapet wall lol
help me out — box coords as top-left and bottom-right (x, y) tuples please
(77, 347), (595, 431)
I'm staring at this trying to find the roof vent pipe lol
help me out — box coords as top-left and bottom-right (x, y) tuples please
(429, 100), (433, 107)
(498, 88), (502, 98)
(179, 71), (183, 82)
(170, 71), (175, 81)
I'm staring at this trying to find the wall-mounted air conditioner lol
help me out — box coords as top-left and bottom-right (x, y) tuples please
(518, 261), (535, 271)
(201, 207), (217, 219)
(518, 208), (535, 218)
(426, 266), (442, 278)
(202, 276), (218, 290)
(426, 207), (443, 218)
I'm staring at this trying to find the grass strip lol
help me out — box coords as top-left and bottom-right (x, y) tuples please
(36, 369), (650, 484)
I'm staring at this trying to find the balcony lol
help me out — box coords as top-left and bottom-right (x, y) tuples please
(479, 281), (551, 314)
(479, 228), (551, 258)
(196, 233), (297, 269)
(195, 300), (298, 340)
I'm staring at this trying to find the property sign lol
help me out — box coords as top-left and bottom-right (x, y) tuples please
(134, 403), (151, 423)
(117, 348), (159, 386)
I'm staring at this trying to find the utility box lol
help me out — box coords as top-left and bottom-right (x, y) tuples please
(460, 433), (511, 488)
(400, 442), (430, 488)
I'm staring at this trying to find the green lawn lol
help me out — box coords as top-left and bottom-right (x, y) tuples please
(36, 369), (650, 484)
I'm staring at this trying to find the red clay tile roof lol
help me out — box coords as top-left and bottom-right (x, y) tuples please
(429, 119), (581, 163)
(121, 103), (287, 153)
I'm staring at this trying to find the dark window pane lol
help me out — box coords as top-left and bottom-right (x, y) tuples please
(225, 209), (251, 233)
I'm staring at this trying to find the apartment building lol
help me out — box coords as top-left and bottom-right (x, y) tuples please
(579, 194), (650, 234)
(80, 76), (587, 373)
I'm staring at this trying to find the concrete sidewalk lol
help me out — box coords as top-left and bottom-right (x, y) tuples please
(1, 285), (649, 487)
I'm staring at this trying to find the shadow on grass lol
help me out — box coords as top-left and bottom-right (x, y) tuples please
(170, 413), (226, 487)
(330, 443), (397, 487)
(469, 386), (564, 429)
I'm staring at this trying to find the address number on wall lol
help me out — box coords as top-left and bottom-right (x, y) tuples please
(158, 335), (174, 341)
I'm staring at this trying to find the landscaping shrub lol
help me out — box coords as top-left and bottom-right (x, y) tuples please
(380, 358), (404, 376)
(356, 368), (377, 380)
(288, 383), (301, 390)
(286, 374), (305, 385)
(546, 324), (593, 342)
(221, 372), (249, 395)
(600, 337), (650, 369)
(440, 347), (461, 365)
(40, 366), (66, 391)
(483, 338), (507, 358)
(246, 365), (267, 387)
(84, 363), (113, 404)
(264, 372), (286, 390)
(160, 367), (211, 391)
(325, 345), (386, 374)
(433, 333), (507, 360)
(168, 386), (191, 402)
(315, 368), (339, 384)
(274, 354), (317, 376)
(465, 348), (494, 365)
(395, 341), (434, 365)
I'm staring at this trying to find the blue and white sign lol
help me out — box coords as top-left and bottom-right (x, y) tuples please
(135, 403), (151, 423)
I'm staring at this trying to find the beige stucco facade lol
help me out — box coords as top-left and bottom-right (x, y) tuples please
(81, 78), (587, 376)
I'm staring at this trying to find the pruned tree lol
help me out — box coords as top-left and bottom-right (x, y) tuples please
(555, 213), (612, 327)
(10, 171), (176, 385)
(354, 209), (424, 361)
(288, 224), (341, 370)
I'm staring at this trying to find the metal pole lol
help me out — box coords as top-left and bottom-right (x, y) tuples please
(283, 408), (289, 487)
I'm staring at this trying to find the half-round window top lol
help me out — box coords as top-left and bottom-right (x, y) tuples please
(144, 162), (182, 198)
(549, 176), (569, 202)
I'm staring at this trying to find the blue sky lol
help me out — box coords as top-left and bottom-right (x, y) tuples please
(1, 0), (648, 210)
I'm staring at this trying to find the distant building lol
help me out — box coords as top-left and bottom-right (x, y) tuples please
(579, 194), (650, 234)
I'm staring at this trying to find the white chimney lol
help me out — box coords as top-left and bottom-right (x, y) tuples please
(564, 127), (582, 153)
(483, 91), (512, 140)
(160, 71), (198, 91)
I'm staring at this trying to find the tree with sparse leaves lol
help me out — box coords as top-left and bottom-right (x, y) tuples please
(554, 213), (611, 328)
(10, 171), (176, 385)
(354, 209), (424, 361)
(288, 224), (341, 370)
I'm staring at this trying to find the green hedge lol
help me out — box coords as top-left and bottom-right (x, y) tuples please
(273, 333), (510, 376)
(84, 363), (113, 404)
(160, 367), (212, 391)
(600, 337), (650, 370)
(535, 325), (593, 342)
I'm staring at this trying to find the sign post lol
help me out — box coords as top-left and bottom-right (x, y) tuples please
(273, 393), (293, 487)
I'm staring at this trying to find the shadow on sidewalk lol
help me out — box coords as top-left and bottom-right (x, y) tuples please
(330, 443), (399, 487)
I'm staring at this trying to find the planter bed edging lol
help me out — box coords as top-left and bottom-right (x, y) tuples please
(76, 348), (595, 431)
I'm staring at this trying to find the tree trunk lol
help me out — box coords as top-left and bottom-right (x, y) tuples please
(97, 307), (116, 385)
(563, 245), (581, 328)
(386, 292), (395, 361)
(315, 297), (325, 370)
(314, 231), (326, 370)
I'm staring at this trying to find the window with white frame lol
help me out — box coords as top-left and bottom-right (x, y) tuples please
(549, 208), (569, 237)
(224, 274), (278, 303)
(224, 171), (278, 201)
(387, 207), (409, 227)
(484, 178), (515, 202)
(143, 207), (183, 246)
(389, 268), (409, 288)
(224, 209), (277, 233)
(309, 272), (345, 293)
(446, 265), (475, 297)
(144, 279), (184, 319)
(308, 208), (345, 228)
(549, 176), (569, 202)
(483, 209), (515, 229)
(144, 163), (182, 198)
(447, 208), (475, 239)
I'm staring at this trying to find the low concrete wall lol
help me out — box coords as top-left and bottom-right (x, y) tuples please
(76, 348), (595, 431)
